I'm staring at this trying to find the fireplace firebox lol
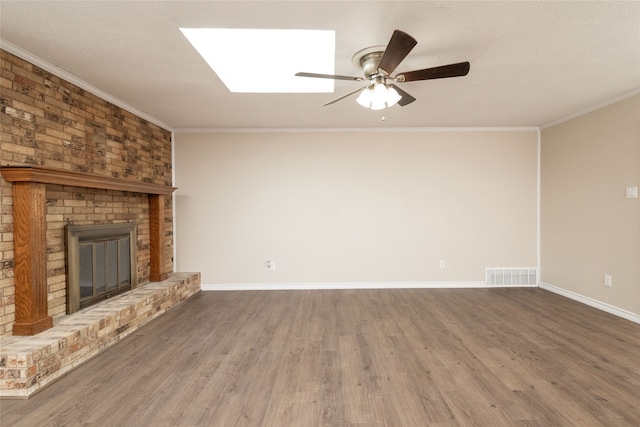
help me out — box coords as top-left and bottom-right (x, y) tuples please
(65, 223), (138, 313)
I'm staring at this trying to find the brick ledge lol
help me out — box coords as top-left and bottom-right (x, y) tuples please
(0, 272), (201, 399)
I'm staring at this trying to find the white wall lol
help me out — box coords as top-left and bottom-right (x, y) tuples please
(541, 95), (640, 317)
(174, 130), (538, 287)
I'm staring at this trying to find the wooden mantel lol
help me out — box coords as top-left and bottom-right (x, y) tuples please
(0, 165), (177, 335)
(0, 165), (176, 195)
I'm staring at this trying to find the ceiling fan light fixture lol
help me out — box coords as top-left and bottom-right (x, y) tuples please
(356, 86), (374, 108)
(370, 99), (387, 110)
(356, 82), (399, 110)
(372, 82), (387, 98)
(386, 86), (401, 107)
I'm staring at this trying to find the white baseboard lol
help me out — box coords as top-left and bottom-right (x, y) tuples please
(539, 281), (640, 324)
(201, 281), (639, 324)
(201, 281), (519, 291)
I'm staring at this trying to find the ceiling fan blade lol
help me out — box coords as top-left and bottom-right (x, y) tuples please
(322, 87), (365, 106)
(296, 72), (363, 82)
(396, 61), (470, 82)
(388, 84), (416, 106)
(377, 30), (417, 76)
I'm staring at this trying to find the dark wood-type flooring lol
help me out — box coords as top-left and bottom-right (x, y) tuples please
(1, 288), (639, 426)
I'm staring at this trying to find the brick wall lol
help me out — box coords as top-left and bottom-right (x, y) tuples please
(0, 50), (174, 336)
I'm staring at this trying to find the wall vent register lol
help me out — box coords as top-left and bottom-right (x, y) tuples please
(485, 267), (537, 286)
(66, 223), (137, 313)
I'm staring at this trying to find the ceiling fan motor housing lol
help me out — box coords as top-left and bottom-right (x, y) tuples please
(357, 51), (385, 78)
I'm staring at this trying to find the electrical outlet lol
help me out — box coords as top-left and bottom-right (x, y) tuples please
(604, 274), (612, 287)
(626, 186), (638, 199)
(439, 260), (445, 269)
(265, 260), (276, 271)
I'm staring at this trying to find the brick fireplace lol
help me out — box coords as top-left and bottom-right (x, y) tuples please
(0, 48), (202, 398)
(0, 49), (178, 336)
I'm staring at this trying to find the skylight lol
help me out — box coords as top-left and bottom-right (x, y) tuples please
(180, 28), (335, 93)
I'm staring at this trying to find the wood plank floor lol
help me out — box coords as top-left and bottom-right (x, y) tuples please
(1, 288), (639, 426)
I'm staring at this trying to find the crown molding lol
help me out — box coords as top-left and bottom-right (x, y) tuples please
(1, 41), (173, 132)
(174, 126), (540, 134)
(540, 89), (640, 130)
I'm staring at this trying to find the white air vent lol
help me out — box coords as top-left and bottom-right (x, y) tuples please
(485, 267), (537, 286)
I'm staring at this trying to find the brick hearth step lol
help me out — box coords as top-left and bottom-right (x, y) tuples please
(0, 272), (201, 399)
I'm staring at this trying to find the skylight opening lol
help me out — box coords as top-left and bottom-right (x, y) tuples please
(180, 28), (335, 93)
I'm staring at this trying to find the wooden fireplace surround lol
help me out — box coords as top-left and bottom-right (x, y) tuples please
(0, 165), (177, 336)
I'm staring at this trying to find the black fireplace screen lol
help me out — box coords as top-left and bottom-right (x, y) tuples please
(66, 223), (137, 313)
(79, 237), (131, 301)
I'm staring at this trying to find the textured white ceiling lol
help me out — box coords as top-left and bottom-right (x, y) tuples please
(1, 1), (638, 131)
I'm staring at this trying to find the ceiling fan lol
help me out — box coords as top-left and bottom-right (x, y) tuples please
(296, 29), (470, 110)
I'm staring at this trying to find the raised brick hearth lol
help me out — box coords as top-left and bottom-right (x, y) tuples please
(0, 272), (200, 398)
